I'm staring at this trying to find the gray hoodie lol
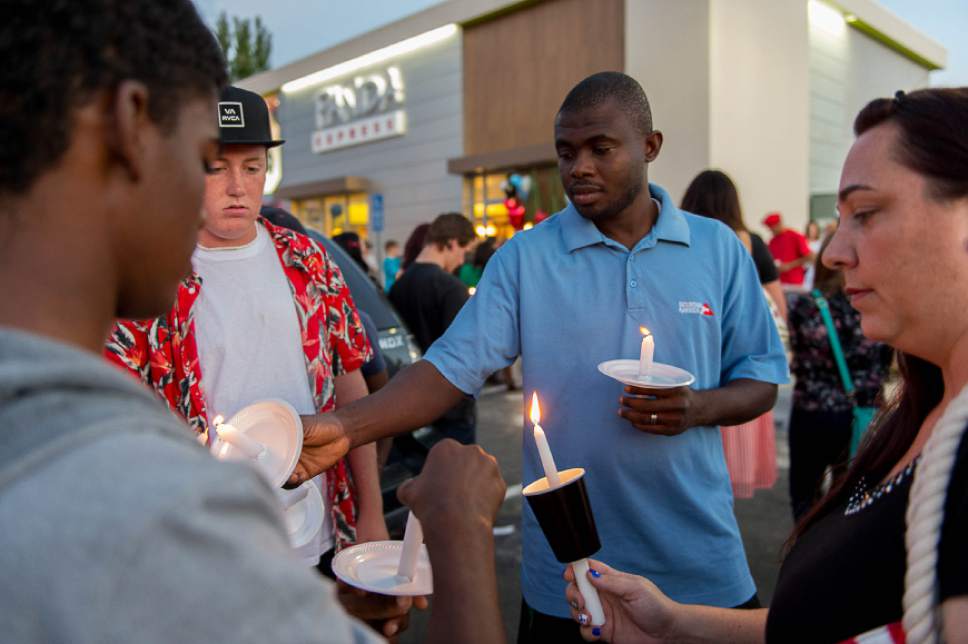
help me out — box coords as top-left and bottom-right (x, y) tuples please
(0, 328), (380, 643)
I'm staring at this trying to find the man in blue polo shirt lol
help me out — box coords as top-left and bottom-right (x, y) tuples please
(294, 72), (788, 642)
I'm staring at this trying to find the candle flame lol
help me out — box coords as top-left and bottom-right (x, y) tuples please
(529, 392), (541, 425)
(639, 326), (652, 339)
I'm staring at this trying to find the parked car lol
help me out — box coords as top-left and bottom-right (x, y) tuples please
(306, 230), (433, 535)
(308, 231), (419, 374)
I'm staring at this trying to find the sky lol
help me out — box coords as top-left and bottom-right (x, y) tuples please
(877, 0), (967, 85)
(194, 0), (967, 86)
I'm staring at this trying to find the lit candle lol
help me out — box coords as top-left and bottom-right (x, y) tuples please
(530, 393), (561, 488)
(213, 415), (266, 460)
(396, 511), (424, 581)
(638, 326), (655, 378)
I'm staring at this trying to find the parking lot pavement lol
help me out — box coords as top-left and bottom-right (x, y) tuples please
(399, 384), (794, 642)
(738, 384), (794, 604)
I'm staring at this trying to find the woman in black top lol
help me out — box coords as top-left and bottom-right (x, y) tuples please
(561, 88), (968, 642)
(682, 169), (787, 498)
(787, 238), (893, 519)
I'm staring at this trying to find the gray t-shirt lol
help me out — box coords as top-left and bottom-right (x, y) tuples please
(0, 328), (383, 643)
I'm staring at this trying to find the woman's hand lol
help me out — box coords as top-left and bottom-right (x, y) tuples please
(564, 560), (679, 643)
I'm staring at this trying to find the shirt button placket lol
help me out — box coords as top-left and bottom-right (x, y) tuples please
(627, 255), (642, 310)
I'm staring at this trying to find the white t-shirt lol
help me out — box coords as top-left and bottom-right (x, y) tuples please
(193, 224), (333, 560)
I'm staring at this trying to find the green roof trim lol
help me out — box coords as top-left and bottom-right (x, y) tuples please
(846, 16), (942, 70)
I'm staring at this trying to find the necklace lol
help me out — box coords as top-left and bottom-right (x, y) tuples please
(844, 457), (920, 516)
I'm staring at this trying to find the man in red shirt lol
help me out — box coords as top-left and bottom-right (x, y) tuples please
(764, 212), (815, 287)
(106, 86), (387, 569)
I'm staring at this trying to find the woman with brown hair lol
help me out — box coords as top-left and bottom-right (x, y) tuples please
(681, 170), (787, 321)
(682, 170), (786, 499)
(786, 234), (893, 519)
(563, 88), (968, 642)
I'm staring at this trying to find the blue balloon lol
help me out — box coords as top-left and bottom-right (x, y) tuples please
(509, 173), (523, 189)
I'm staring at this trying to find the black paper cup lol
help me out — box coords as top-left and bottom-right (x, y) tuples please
(523, 468), (601, 563)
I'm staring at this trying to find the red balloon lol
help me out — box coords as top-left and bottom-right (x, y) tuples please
(505, 197), (526, 230)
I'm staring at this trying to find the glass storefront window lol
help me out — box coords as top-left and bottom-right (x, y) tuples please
(462, 165), (565, 240)
(292, 192), (371, 240)
(295, 198), (326, 232)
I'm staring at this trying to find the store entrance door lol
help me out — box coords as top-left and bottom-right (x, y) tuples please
(292, 191), (371, 241)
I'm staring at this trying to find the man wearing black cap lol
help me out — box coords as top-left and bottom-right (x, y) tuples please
(106, 85), (389, 571)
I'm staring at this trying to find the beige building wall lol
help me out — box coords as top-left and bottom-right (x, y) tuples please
(809, 0), (931, 216)
(624, 0), (711, 205)
(709, 0), (811, 235)
(246, 0), (943, 239)
(625, 0), (812, 232)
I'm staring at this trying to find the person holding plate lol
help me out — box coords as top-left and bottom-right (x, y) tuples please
(293, 71), (788, 642)
(104, 84), (388, 573)
(0, 4), (507, 641)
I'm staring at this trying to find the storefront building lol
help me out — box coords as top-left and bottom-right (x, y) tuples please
(241, 0), (945, 246)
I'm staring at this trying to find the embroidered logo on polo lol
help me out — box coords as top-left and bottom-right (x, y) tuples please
(678, 301), (715, 316)
(218, 102), (245, 128)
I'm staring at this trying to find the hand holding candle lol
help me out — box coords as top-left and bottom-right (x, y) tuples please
(530, 393), (561, 488)
(213, 414), (266, 460)
(637, 326), (654, 378)
(524, 392), (606, 627)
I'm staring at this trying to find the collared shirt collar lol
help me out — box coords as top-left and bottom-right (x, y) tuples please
(560, 182), (691, 253)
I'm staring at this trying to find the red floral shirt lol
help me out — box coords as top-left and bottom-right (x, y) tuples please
(105, 218), (372, 549)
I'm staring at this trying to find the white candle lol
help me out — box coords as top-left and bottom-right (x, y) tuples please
(638, 326), (655, 377)
(396, 511), (424, 581)
(214, 415), (266, 460)
(530, 393), (561, 488)
(572, 559), (607, 626)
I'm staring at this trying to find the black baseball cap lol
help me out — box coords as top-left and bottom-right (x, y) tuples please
(217, 86), (285, 148)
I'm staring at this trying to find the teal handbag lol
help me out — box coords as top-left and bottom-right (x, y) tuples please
(812, 290), (877, 457)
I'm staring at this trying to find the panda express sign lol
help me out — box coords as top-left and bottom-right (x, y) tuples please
(311, 67), (407, 154)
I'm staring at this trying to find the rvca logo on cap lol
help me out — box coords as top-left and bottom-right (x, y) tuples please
(218, 102), (245, 128)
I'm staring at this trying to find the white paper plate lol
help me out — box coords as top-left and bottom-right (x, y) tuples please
(332, 541), (433, 596)
(213, 399), (302, 488)
(597, 359), (695, 389)
(279, 482), (324, 550)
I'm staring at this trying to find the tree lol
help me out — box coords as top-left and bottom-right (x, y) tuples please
(215, 12), (272, 81)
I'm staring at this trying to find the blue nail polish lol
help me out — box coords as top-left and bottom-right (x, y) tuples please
(578, 614), (588, 625)
(592, 627), (602, 637)
(590, 569), (601, 578)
